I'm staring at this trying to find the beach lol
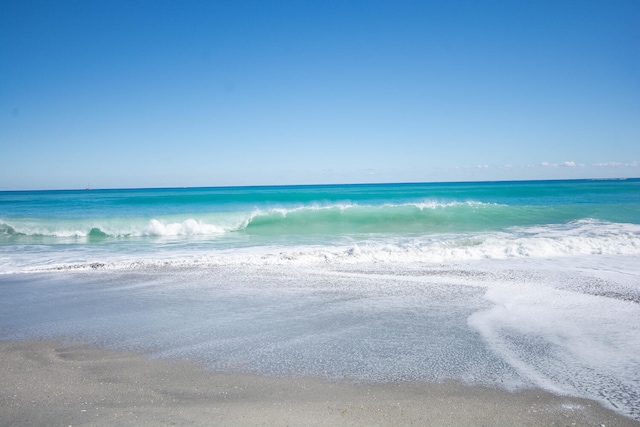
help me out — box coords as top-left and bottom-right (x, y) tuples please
(3, 0), (639, 421)
(3, 340), (638, 427)
(2, 181), (640, 424)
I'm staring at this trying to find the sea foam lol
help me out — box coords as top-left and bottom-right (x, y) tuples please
(9, 220), (638, 275)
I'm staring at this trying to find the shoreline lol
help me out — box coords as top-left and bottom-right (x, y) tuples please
(1, 340), (638, 427)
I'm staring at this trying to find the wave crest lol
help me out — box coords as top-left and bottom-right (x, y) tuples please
(0, 202), (503, 239)
(1, 202), (636, 242)
(144, 219), (226, 236)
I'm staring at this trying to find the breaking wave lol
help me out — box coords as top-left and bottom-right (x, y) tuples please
(3, 200), (640, 274)
(0, 200), (605, 240)
(17, 220), (640, 273)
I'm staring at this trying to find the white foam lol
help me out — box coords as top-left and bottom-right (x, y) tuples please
(2, 236), (639, 419)
(469, 277), (640, 417)
(3, 220), (639, 275)
(144, 218), (226, 236)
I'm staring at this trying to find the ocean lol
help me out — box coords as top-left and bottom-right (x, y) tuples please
(1, 179), (639, 419)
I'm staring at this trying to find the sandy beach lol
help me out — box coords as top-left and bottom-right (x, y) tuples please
(1, 340), (637, 427)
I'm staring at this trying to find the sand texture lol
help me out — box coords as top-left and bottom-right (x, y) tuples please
(1, 340), (638, 427)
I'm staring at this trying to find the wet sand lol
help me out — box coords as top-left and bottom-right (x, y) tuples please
(1, 340), (637, 427)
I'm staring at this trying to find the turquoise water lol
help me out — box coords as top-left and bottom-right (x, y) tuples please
(1, 179), (640, 419)
(1, 179), (640, 271)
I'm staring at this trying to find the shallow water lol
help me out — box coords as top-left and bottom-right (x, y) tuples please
(1, 256), (638, 419)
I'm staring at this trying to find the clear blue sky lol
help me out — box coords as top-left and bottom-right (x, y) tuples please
(1, 0), (639, 190)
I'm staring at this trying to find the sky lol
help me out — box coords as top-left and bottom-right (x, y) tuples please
(1, 0), (639, 190)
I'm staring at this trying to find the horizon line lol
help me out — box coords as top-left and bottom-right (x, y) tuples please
(1, 176), (638, 193)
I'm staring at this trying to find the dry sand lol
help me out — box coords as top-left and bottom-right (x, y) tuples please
(1, 340), (637, 427)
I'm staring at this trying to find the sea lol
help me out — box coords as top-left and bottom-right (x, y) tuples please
(1, 179), (639, 419)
